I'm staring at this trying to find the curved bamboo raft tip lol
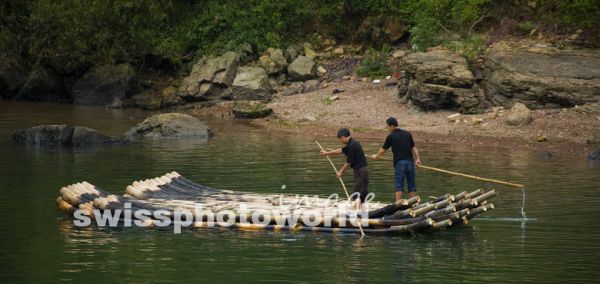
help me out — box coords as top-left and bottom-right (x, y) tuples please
(56, 172), (497, 236)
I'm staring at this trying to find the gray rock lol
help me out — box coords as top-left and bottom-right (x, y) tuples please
(72, 64), (135, 106)
(132, 91), (162, 110)
(160, 86), (184, 108)
(587, 149), (600, 161)
(259, 48), (287, 74)
(232, 101), (273, 119)
(287, 56), (317, 81)
(392, 50), (406, 59)
(16, 66), (68, 102)
(484, 44), (600, 109)
(284, 46), (300, 63)
(399, 49), (489, 114)
(279, 82), (305, 96)
(125, 113), (213, 140)
(303, 80), (320, 93)
(506, 102), (533, 126)
(232, 66), (273, 100)
(71, 127), (125, 146)
(12, 125), (124, 146)
(177, 51), (239, 102)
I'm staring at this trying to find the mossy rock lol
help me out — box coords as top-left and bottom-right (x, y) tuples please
(232, 101), (273, 119)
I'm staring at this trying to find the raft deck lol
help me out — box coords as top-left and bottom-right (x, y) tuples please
(56, 172), (497, 235)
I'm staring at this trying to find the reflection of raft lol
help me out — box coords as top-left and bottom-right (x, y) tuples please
(56, 172), (497, 235)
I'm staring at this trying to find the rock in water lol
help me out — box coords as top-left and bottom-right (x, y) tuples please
(177, 52), (239, 102)
(398, 49), (489, 114)
(506, 103), (533, 126)
(484, 44), (600, 109)
(13, 125), (73, 146)
(12, 125), (124, 146)
(125, 113), (212, 140)
(232, 101), (273, 119)
(232, 66), (273, 101)
(71, 127), (125, 146)
(287, 56), (317, 81)
(72, 64), (135, 106)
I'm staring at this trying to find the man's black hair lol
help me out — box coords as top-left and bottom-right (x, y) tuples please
(386, 117), (398, 127)
(337, 128), (351, 138)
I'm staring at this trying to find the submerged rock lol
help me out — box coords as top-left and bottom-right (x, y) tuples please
(12, 125), (124, 146)
(232, 101), (273, 119)
(125, 113), (213, 140)
(72, 64), (135, 106)
(399, 49), (489, 114)
(71, 127), (125, 146)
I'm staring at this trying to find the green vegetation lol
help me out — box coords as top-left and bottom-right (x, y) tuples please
(1, 0), (598, 72)
(444, 35), (487, 63)
(517, 21), (535, 35)
(356, 46), (391, 78)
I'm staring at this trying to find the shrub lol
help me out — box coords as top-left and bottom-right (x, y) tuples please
(517, 21), (535, 35)
(355, 47), (390, 78)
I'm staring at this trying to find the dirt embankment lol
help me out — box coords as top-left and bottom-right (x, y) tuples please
(192, 78), (599, 156)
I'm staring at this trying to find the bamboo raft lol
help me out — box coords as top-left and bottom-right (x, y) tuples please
(56, 172), (497, 235)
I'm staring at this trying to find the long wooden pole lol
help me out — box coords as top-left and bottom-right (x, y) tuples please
(417, 164), (524, 189)
(354, 148), (523, 188)
(316, 140), (366, 237)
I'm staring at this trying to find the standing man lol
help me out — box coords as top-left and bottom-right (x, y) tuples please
(371, 117), (422, 201)
(320, 128), (369, 208)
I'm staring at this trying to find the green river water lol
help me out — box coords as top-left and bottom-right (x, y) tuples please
(0, 101), (598, 283)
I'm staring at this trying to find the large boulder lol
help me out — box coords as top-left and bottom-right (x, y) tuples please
(12, 125), (124, 146)
(287, 56), (317, 82)
(15, 66), (69, 102)
(232, 66), (273, 101)
(483, 44), (600, 109)
(399, 49), (489, 114)
(177, 51), (239, 102)
(259, 48), (287, 74)
(0, 31), (28, 99)
(125, 113), (213, 140)
(506, 102), (533, 126)
(71, 64), (135, 106)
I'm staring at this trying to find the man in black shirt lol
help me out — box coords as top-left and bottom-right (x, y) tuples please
(320, 128), (369, 207)
(371, 117), (422, 201)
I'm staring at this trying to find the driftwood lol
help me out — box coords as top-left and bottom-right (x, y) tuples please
(56, 172), (497, 235)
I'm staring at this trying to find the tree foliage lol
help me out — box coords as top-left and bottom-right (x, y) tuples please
(1, 0), (598, 71)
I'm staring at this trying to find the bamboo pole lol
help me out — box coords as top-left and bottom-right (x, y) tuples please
(316, 140), (366, 237)
(418, 165), (524, 188)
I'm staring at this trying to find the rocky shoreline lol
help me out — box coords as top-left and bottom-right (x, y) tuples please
(3, 36), (599, 156)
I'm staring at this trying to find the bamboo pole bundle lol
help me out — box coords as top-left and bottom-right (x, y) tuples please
(56, 172), (498, 235)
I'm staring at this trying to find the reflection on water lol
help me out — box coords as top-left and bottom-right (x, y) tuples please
(0, 101), (599, 282)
